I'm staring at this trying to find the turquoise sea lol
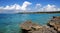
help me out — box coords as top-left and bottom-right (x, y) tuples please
(0, 13), (60, 33)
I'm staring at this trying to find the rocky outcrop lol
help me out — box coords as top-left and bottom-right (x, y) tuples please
(47, 16), (60, 33)
(20, 21), (42, 30)
(20, 16), (60, 33)
(20, 21), (57, 33)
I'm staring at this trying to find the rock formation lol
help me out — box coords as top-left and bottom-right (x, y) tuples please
(20, 16), (60, 33)
(20, 20), (57, 33)
(47, 16), (60, 33)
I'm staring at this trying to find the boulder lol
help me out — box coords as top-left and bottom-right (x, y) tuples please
(47, 16), (60, 33)
(20, 21), (42, 30)
(20, 21), (57, 33)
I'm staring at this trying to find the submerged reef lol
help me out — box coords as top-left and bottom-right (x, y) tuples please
(20, 16), (60, 33)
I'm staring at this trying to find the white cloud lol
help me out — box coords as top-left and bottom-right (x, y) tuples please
(35, 4), (60, 12)
(43, 4), (57, 11)
(4, 4), (16, 10)
(21, 1), (32, 10)
(36, 4), (41, 6)
(35, 4), (41, 11)
(0, 1), (32, 13)
(35, 4), (41, 9)
(0, 4), (16, 10)
(0, 1), (60, 13)
(0, 1), (32, 11)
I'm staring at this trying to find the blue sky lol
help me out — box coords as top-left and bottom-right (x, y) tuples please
(0, 0), (60, 13)
(0, 0), (60, 7)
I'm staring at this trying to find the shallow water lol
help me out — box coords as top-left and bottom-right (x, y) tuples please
(0, 13), (60, 33)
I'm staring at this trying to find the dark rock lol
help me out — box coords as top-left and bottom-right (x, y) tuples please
(47, 16), (60, 33)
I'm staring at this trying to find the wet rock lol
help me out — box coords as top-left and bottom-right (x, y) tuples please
(20, 21), (42, 30)
(29, 26), (57, 33)
(47, 16), (60, 33)
(20, 21), (57, 33)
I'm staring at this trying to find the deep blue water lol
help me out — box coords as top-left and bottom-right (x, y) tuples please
(0, 13), (60, 33)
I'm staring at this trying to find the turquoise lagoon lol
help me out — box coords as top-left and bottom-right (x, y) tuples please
(0, 13), (60, 33)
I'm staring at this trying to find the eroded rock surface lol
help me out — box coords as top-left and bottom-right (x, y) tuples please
(47, 16), (60, 33)
(20, 21), (57, 33)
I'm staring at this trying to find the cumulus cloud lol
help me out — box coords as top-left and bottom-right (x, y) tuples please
(0, 1), (60, 13)
(0, 1), (32, 10)
(36, 4), (41, 7)
(35, 4), (41, 11)
(35, 4), (60, 12)
(42, 4), (58, 11)
(0, 1), (32, 13)
(21, 1), (32, 10)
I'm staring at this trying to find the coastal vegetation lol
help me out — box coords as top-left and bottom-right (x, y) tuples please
(18, 11), (60, 14)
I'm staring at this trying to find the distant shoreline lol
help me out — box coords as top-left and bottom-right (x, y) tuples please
(18, 11), (60, 14)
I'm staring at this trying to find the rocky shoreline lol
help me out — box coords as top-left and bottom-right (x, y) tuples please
(20, 16), (60, 33)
